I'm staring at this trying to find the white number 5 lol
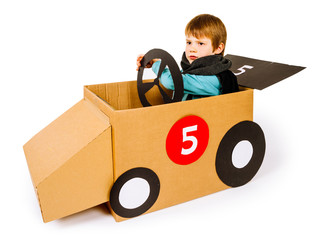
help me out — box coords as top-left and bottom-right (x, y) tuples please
(181, 125), (198, 155)
(234, 65), (254, 76)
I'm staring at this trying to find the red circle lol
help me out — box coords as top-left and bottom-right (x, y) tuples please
(166, 115), (209, 165)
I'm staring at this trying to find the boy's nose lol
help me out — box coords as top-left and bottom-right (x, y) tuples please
(190, 46), (197, 52)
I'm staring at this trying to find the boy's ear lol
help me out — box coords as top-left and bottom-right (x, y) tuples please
(213, 43), (225, 55)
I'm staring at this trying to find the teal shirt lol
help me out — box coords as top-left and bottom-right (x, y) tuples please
(152, 60), (222, 100)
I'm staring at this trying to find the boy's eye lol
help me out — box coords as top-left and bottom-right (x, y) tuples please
(199, 42), (204, 46)
(186, 41), (191, 45)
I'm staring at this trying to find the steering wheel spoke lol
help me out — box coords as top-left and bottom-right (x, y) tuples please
(157, 84), (172, 103)
(157, 60), (167, 79)
(141, 81), (155, 94)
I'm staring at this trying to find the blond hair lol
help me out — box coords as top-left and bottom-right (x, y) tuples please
(185, 14), (227, 55)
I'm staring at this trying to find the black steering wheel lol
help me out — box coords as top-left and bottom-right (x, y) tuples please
(137, 49), (184, 107)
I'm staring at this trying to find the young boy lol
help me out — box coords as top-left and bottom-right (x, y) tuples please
(136, 14), (239, 101)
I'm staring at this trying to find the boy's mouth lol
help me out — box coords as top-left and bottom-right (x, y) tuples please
(189, 55), (198, 60)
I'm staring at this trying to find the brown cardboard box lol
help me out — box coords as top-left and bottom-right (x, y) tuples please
(85, 81), (253, 221)
(24, 79), (253, 222)
(23, 52), (304, 222)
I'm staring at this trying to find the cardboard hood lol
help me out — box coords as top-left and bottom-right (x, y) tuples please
(23, 99), (113, 222)
(226, 54), (305, 90)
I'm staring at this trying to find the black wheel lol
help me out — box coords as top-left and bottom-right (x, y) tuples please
(216, 121), (266, 187)
(109, 167), (160, 218)
(137, 48), (184, 107)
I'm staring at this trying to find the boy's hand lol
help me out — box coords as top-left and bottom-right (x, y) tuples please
(136, 54), (159, 71)
(136, 54), (144, 71)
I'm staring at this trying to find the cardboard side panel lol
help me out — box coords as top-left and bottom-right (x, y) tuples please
(85, 81), (142, 110)
(37, 128), (113, 223)
(23, 98), (113, 222)
(109, 89), (254, 221)
(24, 99), (110, 187)
(85, 80), (170, 111)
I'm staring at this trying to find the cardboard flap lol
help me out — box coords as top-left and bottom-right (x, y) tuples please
(24, 99), (111, 188)
(226, 54), (305, 90)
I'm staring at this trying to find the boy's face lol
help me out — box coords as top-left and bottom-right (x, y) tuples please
(185, 35), (216, 64)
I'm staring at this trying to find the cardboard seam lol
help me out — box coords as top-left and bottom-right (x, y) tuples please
(37, 129), (111, 190)
(110, 122), (117, 184)
(117, 84), (121, 110)
(84, 87), (116, 118)
(83, 97), (111, 124)
(39, 128), (110, 185)
(35, 186), (46, 222)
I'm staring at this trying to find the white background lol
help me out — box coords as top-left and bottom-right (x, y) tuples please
(1, 0), (319, 239)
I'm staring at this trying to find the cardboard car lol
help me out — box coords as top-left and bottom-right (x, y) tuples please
(23, 49), (305, 223)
